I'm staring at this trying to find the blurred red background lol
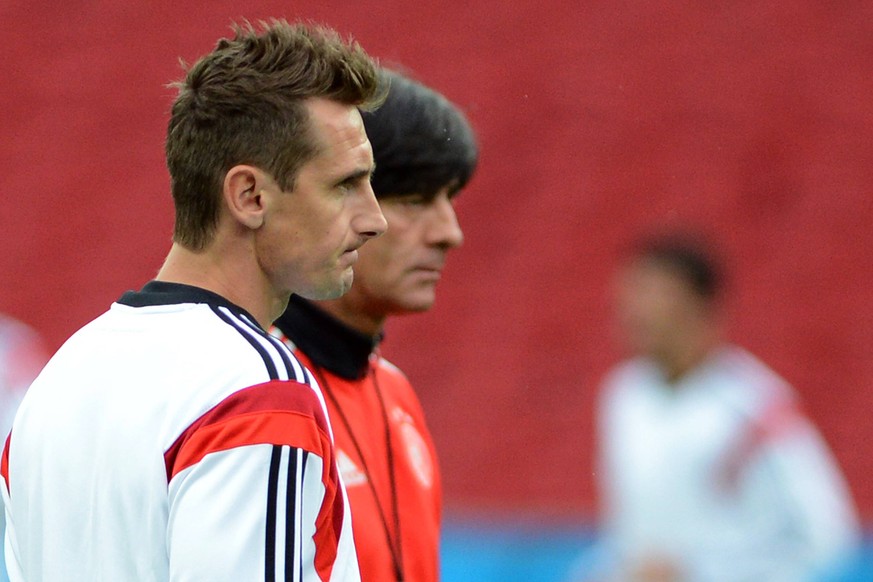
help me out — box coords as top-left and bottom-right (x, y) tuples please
(1, 0), (870, 525)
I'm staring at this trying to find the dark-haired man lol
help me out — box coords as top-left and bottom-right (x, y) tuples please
(2, 21), (385, 580)
(272, 68), (478, 582)
(589, 233), (860, 581)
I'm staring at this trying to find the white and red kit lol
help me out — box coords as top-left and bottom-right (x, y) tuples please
(0, 314), (48, 440)
(596, 345), (860, 582)
(0, 314), (49, 577)
(272, 296), (441, 582)
(1, 282), (359, 581)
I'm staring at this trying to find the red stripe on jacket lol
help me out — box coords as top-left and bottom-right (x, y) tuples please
(716, 396), (803, 493)
(1, 432), (10, 493)
(164, 380), (331, 480)
(163, 379), (345, 578)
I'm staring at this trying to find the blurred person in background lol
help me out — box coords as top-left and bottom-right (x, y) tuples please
(0, 314), (48, 440)
(0, 314), (48, 582)
(575, 231), (860, 582)
(271, 67), (478, 581)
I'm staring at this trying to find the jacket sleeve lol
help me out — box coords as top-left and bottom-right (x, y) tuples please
(744, 417), (862, 580)
(164, 380), (360, 581)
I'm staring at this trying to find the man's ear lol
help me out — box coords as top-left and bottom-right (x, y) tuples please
(223, 165), (266, 230)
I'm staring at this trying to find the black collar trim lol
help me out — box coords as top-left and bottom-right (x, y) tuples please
(118, 280), (262, 329)
(273, 295), (378, 381)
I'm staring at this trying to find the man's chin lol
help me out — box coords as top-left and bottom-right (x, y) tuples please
(394, 293), (437, 314)
(297, 272), (353, 301)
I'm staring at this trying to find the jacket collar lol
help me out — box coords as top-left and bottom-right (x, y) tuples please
(273, 295), (380, 380)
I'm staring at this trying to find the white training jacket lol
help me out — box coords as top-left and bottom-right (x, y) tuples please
(1, 282), (359, 581)
(596, 346), (860, 582)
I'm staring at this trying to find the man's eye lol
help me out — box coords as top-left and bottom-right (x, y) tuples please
(400, 196), (429, 206)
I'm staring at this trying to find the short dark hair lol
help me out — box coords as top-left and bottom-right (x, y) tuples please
(362, 68), (478, 199)
(633, 231), (723, 301)
(166, 19), (382, 250)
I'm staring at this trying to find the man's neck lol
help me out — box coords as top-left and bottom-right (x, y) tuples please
(156, 242), (286, 329)
(658, 334), (720, 385)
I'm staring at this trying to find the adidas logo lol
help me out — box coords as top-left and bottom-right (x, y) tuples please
(337, 449), (368, 487)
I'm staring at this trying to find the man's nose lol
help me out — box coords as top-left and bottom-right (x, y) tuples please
(427, 195), (464, 248)
(357, 182), (388, 240)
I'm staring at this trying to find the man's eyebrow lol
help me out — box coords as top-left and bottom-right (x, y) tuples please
(336, 164), (376, 186)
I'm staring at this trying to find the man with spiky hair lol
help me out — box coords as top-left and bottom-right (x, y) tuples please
(2, 20), (386, 581)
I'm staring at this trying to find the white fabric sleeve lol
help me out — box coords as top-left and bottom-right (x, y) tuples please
(167, 444), (347, 581)
(747, 422), (862, 581)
